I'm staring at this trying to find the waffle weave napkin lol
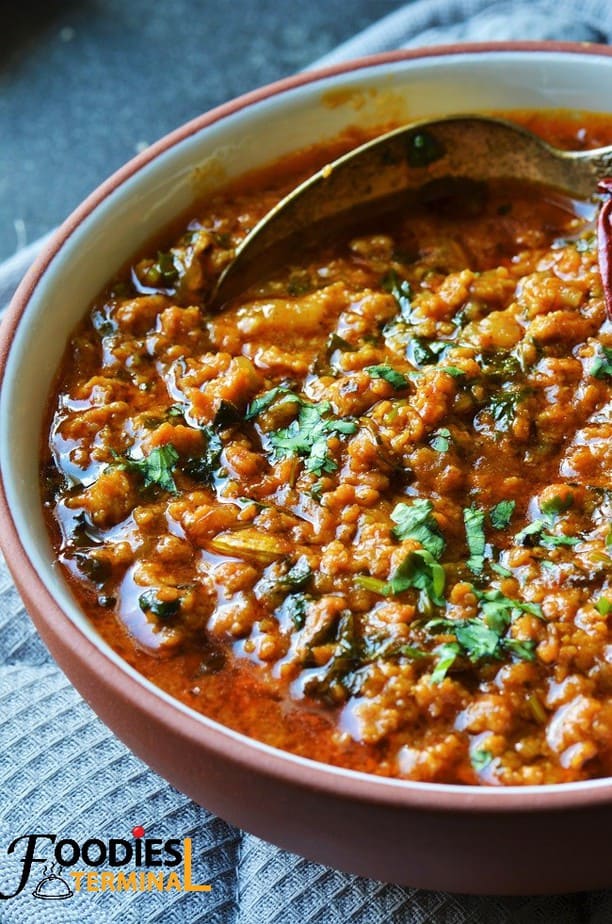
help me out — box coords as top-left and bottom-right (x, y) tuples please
(2, 2), (612, 921)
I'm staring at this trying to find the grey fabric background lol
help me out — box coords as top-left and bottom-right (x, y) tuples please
(2, 2), (612, 921)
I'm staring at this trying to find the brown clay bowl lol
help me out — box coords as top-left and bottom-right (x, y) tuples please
(1, 43), (612, 894)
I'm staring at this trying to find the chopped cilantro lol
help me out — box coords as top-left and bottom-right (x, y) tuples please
(388, 549), (446, 607)
(407, 338), (449, 367)
(245, 385), (298, 420)
(326, 333), (355, 353)
(595, 597), (611, 616)
(427, 607), (536, 683)
(541, 493), (574, 517)
(365, 364), (409, 389)
(430, 642), (460, 684)
(266, 401), (357, 475)
(471, 749), (493, 772)
(276, 592), (310, 630)
(439, 366), (465, 378)
(490, 499), (516, 530)
(486, 388), (527, 431)
(382, 269), (411, 317)
(430, 428), (451, 453)
(213, 400), (241, 429)
(120, 444), (179, 493)
(140, 250), (179, 287)
(515, 519), (580, 549)
(391, 498), (446, 560)
(166, 404), (185, 420)
(463, 505), (486, 575)
(575, 233), (597, 253)
(356, 549), (445, 610)
(490, 561), (512, 578)
(476, 588), (543, 627)
(138, 589), (181, 619)
(590, 345), (612, 380)
(283, 557), (312, 590)
(183, 427), (223, 485)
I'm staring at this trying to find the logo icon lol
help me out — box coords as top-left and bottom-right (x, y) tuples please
(32, 864), (73, 901)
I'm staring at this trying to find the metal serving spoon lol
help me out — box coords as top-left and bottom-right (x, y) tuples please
(210, 115), (612, 316)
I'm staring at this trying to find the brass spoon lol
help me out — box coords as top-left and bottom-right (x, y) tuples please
(210, 114), (612, 315)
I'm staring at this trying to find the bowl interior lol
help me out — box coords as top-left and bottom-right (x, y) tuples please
(2, 46), (612, 791)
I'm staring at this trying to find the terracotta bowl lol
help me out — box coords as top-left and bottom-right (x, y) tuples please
(1, 43), (611, 895)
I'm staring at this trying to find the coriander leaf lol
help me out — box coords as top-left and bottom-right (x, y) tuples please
(266, 401), (357, 475)
(471, 749), (493, 772)
(276, 592), (310, 630)
(213, 400), (241, 428)
(138, 589), (181, 619)
(463, 505), (486, 575)
(327, 333), (355, 353)
(389, 549), (446, 607)
(490, 561), (512, 578)
(382, 269), (411, 317)
(514, 518), (580, 549)
(476, 588), (543, 629)
(430, 641), (460, 684)
(490, 499), (516, 530)
(591, 345), (612, 379)
(540, 533), (580, 549)
(541, 493), (574, 518)
(391, 498), (446, 560)
(121, 444), (179, 493)
(455, 620), (499, 660)
(407, 338), (449, 367)
(487, 388), (526, 431)
(426, 608), (537, 674)
(430, 427), (451, 453)
(439, 366), (465, 378)
(283, 556), (312, 590)
(595, 597), (612, 616)
(245, 385), (299, 420)
(354, 575), (392, 595)
(503, 638), (536, 661)
(183, 427), (223, 485)
(365, 364), (409, 389)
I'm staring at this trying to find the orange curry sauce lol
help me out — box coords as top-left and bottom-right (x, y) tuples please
(43, 113), (612, 785)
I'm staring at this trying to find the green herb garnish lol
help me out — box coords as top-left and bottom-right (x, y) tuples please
(463, 505), (486, 575)
(382, 269), (411, 317)
(138, 589), (181, 619)
(391, 498), (446, 560)
(515, 519), (580, 549)
(430, 427), (451, 453)
(183, 427), (223, 485)
(490, 499), (516, 530)
(266, 401), (357, 475)
(120, 444), (179, 493)
(486, 388), (527, 431)
(365, 364), (409, 390)
(276, 592), (310, 630)
(541, 493), (574, 517)
(595, 597), (612, 616)
(439, 366), (465, 378)
(407, 338), (449, 367)
(471, 749), (493, 772)
(590, 345), (612, 380)
(245, 385), (298, 420)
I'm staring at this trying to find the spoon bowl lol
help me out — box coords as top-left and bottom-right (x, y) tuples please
(212, 114), (612, 310)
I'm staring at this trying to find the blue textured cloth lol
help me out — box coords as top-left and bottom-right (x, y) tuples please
(2, 2), (612, 921)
